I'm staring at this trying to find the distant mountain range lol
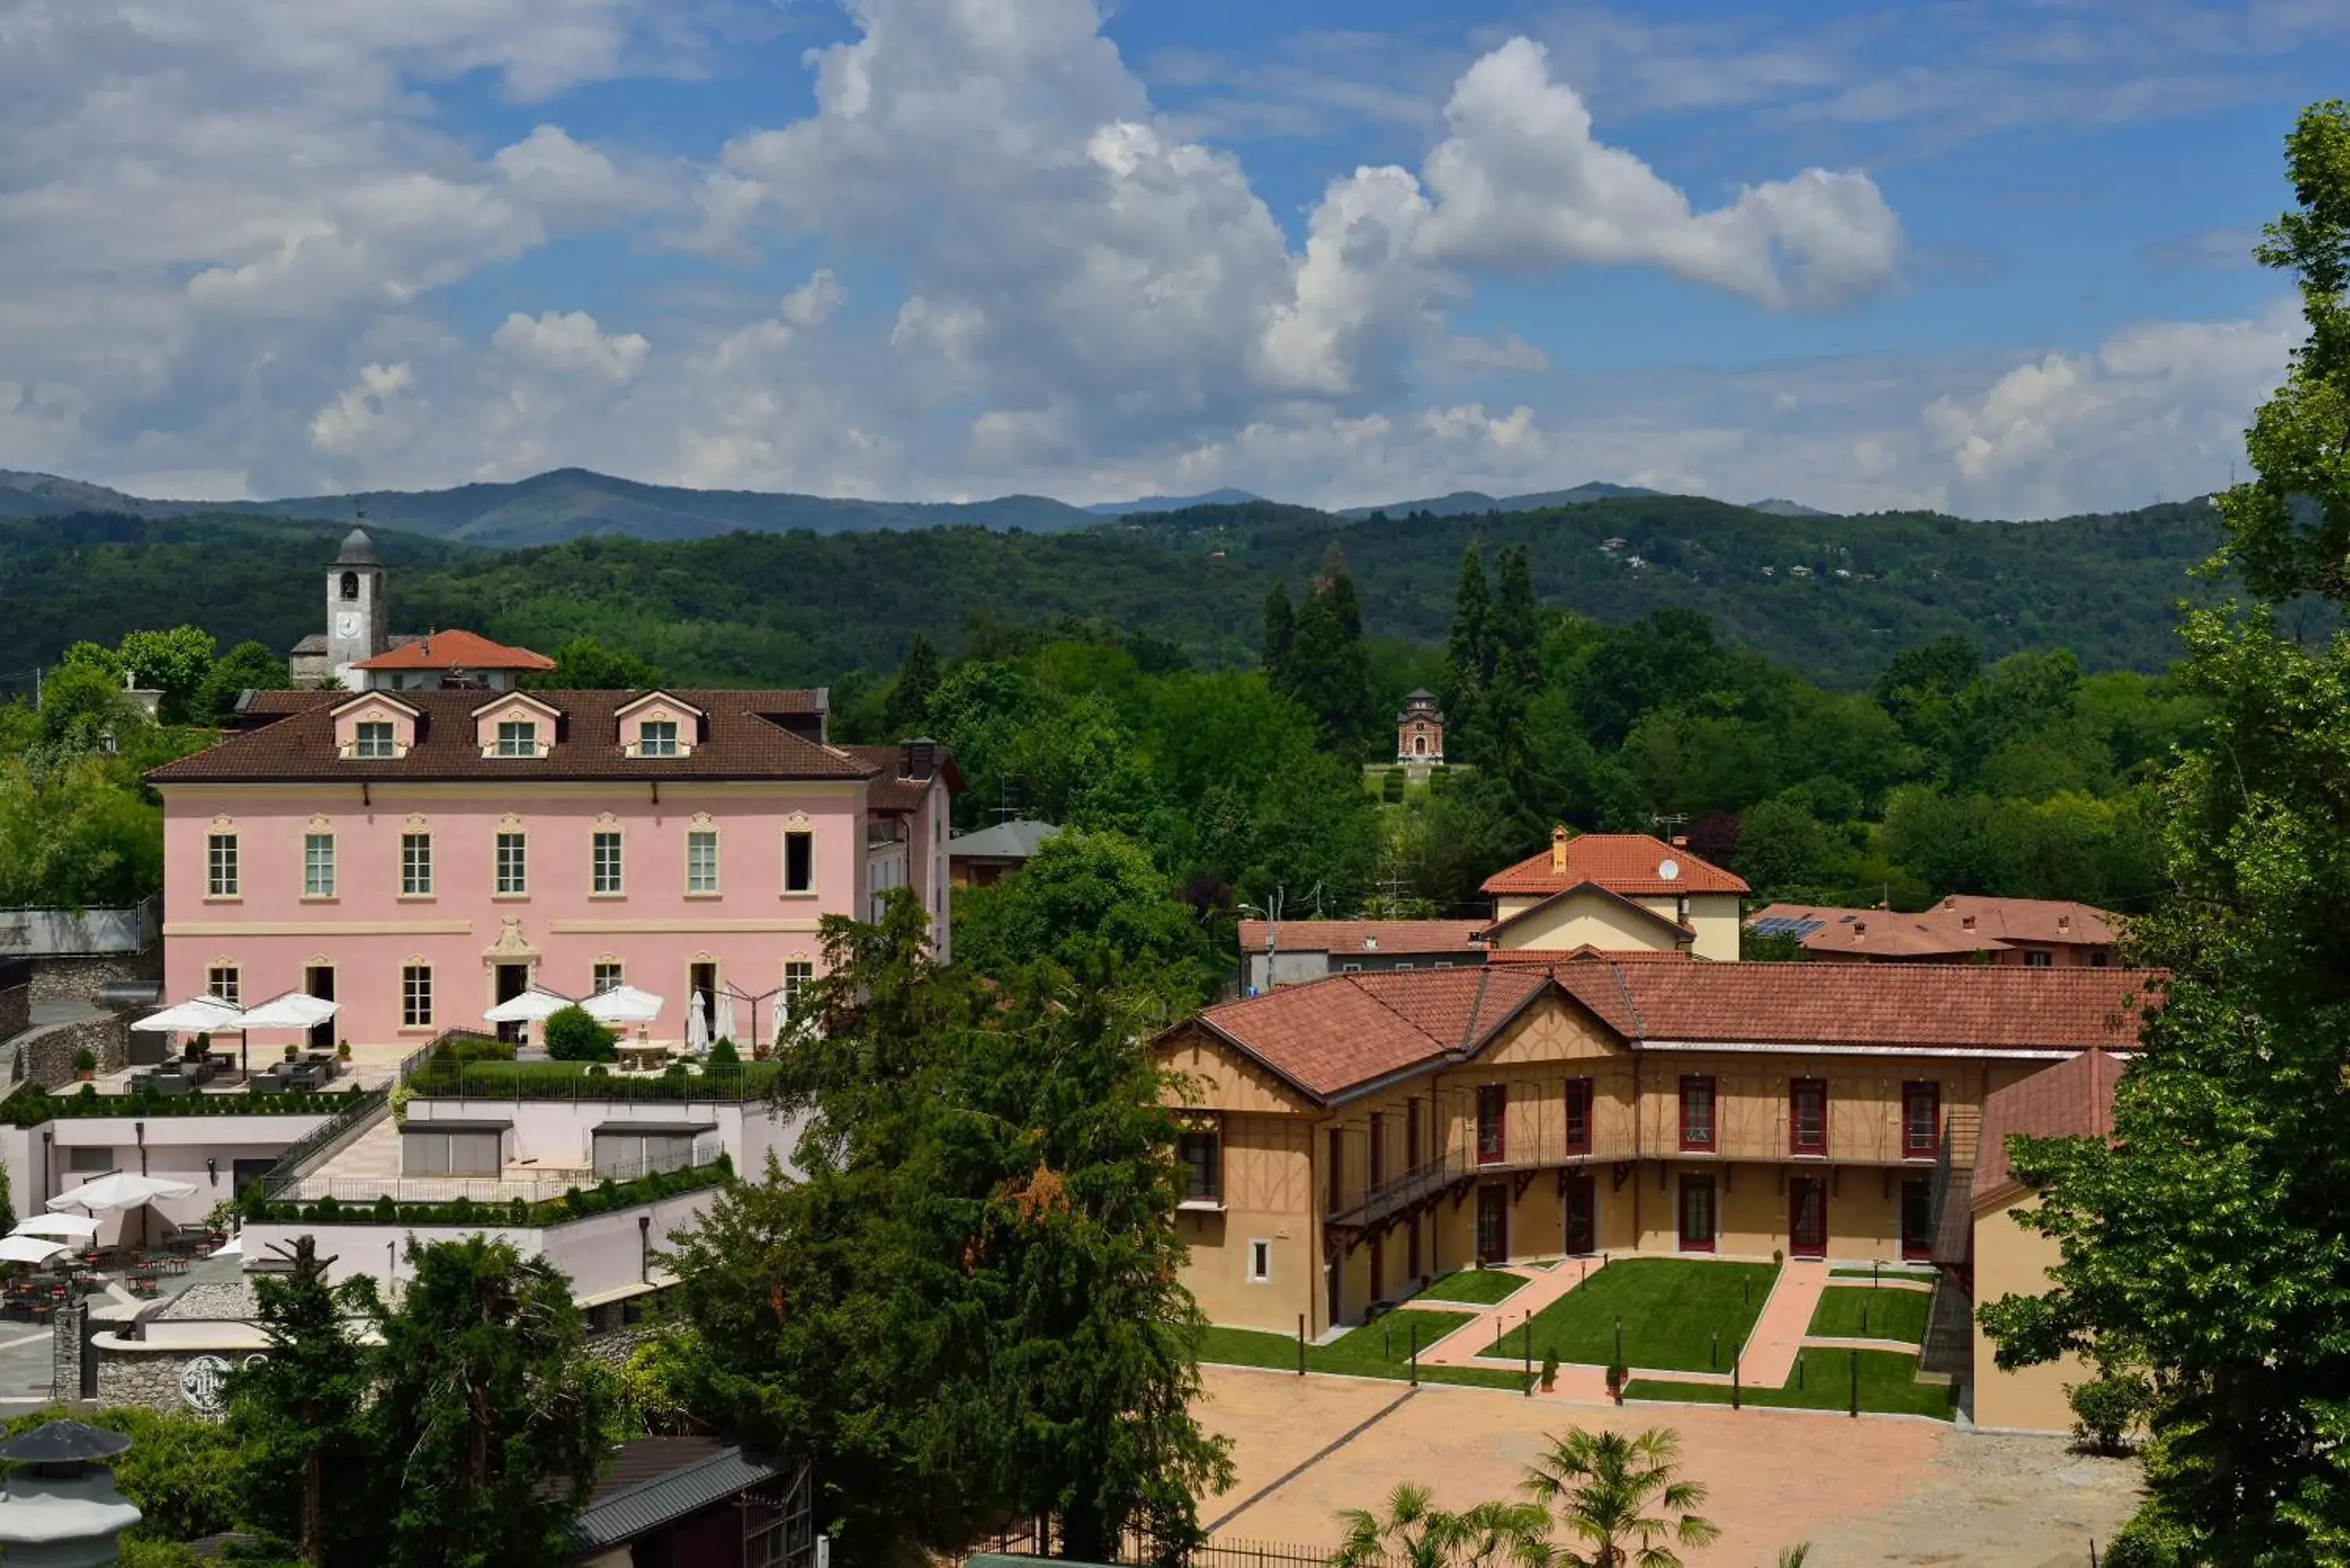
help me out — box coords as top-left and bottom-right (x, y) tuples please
(0, 467), (1838, 546)
(1082, 487), (1262, 515)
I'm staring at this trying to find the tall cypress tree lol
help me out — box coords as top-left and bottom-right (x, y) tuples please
(1261, 583), (1296, 695)
(884, 633), (942, 737)
(1494, 544), (1539, 685)
(1981, 102), (2350, 1563)
(1447, 545), (1491, 692)
(1289, 583), (1370, 754)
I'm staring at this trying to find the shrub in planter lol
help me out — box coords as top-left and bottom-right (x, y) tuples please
(336, 1038), (352, 1061)
(1606, 1362), (1627, 1404)
(507, 1198), (530, 1225)
(1381, 767), (1406, 803)
(70, 1046), (98, 1078)
(707, 1036), (739, 1066)
(1541, 1352), (1560, 1393)
(313, 1196), (342, 1221)
(1773, 1248), (1784, 1266)
(373, 1194), (398, 1223)
(543, 1005), (618, 1063)
(283, 1042), (299, 1063)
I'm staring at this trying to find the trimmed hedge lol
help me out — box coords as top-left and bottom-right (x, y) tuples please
(237, 1154), (732, 1228)
(1, 1083), (363, 1128)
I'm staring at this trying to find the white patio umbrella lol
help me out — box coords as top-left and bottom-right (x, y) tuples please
(582, 985), (663, 1026)
(0, 1236), (67, 1266)
(11, 1213), (101, 1241)
(686, 992), (710, 1053)
(132, 995), (240, 1034)
(51, 1171), (201, 1252)
(50, 1172), (200, 1214)
(712, 990), (738, 1047)
(230, 992), (339, 1078)
(483, 987), (574, 1025)
(211, 1234), (244, 1260)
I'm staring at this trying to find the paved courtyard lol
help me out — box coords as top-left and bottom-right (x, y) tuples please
(1192, 1364), (2143, 1566)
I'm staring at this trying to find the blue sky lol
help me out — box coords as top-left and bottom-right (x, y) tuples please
(0, 0), (2336, 516)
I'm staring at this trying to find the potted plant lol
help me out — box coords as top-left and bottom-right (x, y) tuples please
(336, 1037), (352, 1062)
(1606, 1362), (1627, 1405)
(283, 1042), (299, 1064)
(1541, 1352), (1560, 1393)
(70, 1046), (97, 1082)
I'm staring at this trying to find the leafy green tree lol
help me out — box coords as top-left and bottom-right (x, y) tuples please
(1979, 101), (2350, 1565)
(2, 1407), (247, 1552)
(226, 1236), (375, 1564)
(36, 659), (146, 751)
(1493, 544), (1539, 686)
(370, 1236), (614, 1568)
(524, 635), (662, 690)
(663, 891), (1232, 1565)
(1522, 1425), (1721, 1568)
(1332, 1483), (1551, 1568)
(117, 626), (217, 724)
(883, 632), (942, 736)
(196, 638), (292, 721)
(953, 828), (1213, 1004)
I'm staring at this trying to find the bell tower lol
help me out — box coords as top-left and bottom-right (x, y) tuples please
(327, 522), (389, 685)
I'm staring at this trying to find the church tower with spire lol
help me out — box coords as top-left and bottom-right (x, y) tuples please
(326, 524), (390, 685)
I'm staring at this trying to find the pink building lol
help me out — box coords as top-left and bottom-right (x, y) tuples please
(148, 687), (954, 1050)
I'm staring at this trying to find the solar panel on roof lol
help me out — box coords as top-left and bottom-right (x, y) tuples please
(1750, 916), (1825, 938)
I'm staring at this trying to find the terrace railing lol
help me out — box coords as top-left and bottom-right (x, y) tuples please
(1329, 1131), (1605, 1230)
(255, 1039), (440, 1200)
(275, 1143), (728, 1207)
(410, 1060), (779, 1103)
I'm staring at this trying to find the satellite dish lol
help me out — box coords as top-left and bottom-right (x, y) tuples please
(1658, 859), (1681, 881)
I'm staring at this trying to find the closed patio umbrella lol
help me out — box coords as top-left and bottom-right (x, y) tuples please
(713, 990), (738, 1047)
(687, 992), (710, 1053)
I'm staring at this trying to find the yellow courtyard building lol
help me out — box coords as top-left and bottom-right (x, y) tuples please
(1155, 959), (2153, 1338)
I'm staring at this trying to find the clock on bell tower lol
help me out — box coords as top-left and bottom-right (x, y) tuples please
(325, 525), (390, 682)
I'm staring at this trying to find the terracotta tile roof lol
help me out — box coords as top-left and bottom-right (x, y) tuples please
(1484, 946), (1693, 964)
(1181, 962), (2158, 1104)
(1194, 968), (1548, 1102)
(1549, 962), (2157, 1053)
(1972, 1049), (2128, 1207)
(352, 628), (555, 672)
(147, 688), (860, 785)
(841, 745), (958, 811)
(1235, 919), (1486, 957)
(1751, 896), (2120, 959)
(1483, 831), (1748, 897)
(1935, 894), (2119, 948)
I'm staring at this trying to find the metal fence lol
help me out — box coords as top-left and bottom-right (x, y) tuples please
(972, 1528), (1386, 1568)
(0, 899), (157, 956)
(277, 1143), (727, 1206)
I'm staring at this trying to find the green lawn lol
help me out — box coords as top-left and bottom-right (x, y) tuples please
(1197, 1311), (1528, 1392)
(1486, 1258), (1779, 1373)
(1627, 1349), (1958, 1421)
(1413, 1269), (1528, 1306)
(1806, 1285), (1930, 1344)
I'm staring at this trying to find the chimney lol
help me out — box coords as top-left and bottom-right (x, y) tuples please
(1852, 919), (1867, 940)
(900, 736), (937, 779)
(1961, 914), (1976, 932)
(1671, 836), (1688, 848)
(2058, 913), (2072, 934)
(1549, 826), (1569, 874)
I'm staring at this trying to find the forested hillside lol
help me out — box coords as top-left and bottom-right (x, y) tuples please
(0, 491), (2232, 690)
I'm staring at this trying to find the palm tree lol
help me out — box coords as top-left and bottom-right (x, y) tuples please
(1332, 1483), (1553, 1568)
(1520, 1426), (1721, 1568)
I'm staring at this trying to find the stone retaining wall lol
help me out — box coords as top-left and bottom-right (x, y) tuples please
(0, 981), (26, 1043)
(13, 1014), (129, 1088)
(30, 951), (159, 1006)
(584, 1319), (660, 1371)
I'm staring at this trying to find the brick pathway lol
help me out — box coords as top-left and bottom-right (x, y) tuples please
(1737, 1258), (1829, 1386)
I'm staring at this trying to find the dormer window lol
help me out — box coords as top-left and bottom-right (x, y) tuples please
(495, 721), (540, 757)
(353, 721), (397, 759)
(638, 720), (679, 757)
(616, 692), (703, 758)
